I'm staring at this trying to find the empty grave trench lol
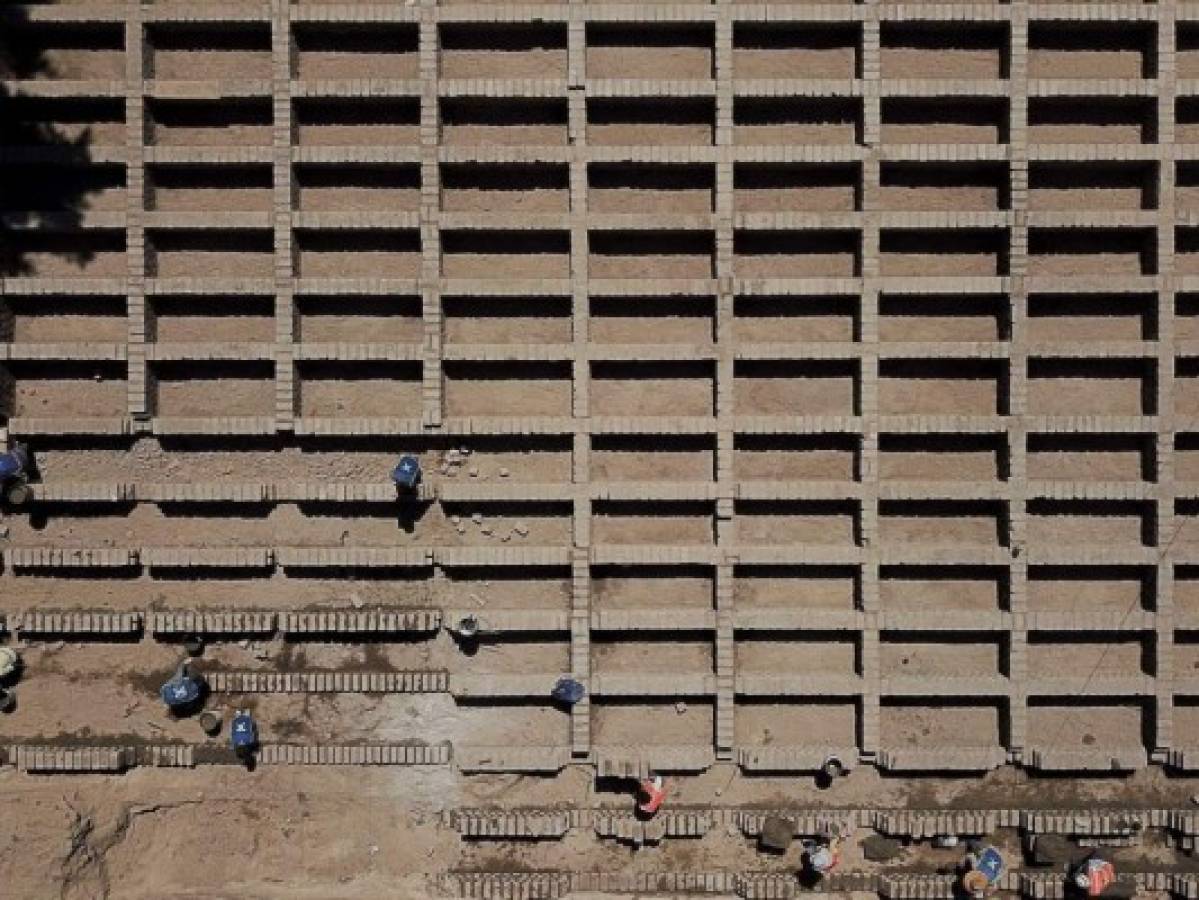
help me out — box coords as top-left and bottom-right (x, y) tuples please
(590, 360), (715, 417)
(733, 565), (859, 611)
(151, 361), (274, 418)
(1178, 294), (1199, 342)
(1026, 701), (1149, 752)
(378, 499), (572, 546)
(150, 295), (276, 343)
(880, 163), (1008, 212)
(734, 164), (859, 213)
(296, 295), (424, 343)
(880, 566), (1008, 613)
(454, 701), (569, 747)
(297, 361), (423, 418)
(441, 164), (568, 213)
(148, 98), (273, 147)
(732, 23), (859, 80)
(1027, 566), (1153, 614)
(6, 502), (280, 548)
(593, 700), (713, 746)
(880, 230), (1008, 277)
(590, 434), (715, 482)
(733, 295), (858, 343)
(880, 23), (1009, 79)
(443, 361), (573, 418)
(592, 634), (713, 675)
(589, 296), (715, 344)
(1180, 25), (1199, 79)
(878, 500), (1007, 547)
(1178, 99), (1199, 145)
(734, 98), (861, 147)
(881, 700), (1005, 750)
(148, 164), (273, 213)
(1176, 571), (1199, 614)
(1027, 293), (1155, 342)
(1029, 163), (1157, 212)
(295, 98), (419, 147)
(442, 230), (569, 279)
(454, 638), (569, 675)
(443, 296), (572, 344)
(1177, 230), (1199, 277)
(1026, 499), (1154, 548)
(1029, 97), (1155, 145)
(296, 230), (421, 278)
(586, 23), (713, 79)
(293, 23), (418, 79)
(1176, 164), (1199, 212)
(440, 22), (566, 79)
(442, 98), (566, 146)
(4, 230), (125, 279)
(1174, 634), (1199, 679)
(589, 164), (714, 214)
(591, 565), (714, 610)
(296, 164), (420, 213)
(878, 359), (1007, 416)
(732, 360), (858, 417)
(0, 294), (126, 344)
(588, 97), (714, 146)
(1, 97), (125, 147)
(1170, 699), (1199, 749)
(878, 433), (1007, 482)
(735, 700), (858, 748)
(3, 22), (125, 80)
(1025, 433), (1153, 482)
(589, 230), (713, 279)
(733, 434), (858, 482)
(882, 633), (1004, 678)
(1028, 22), (1154, 79)
(1026, 358), (1155, 416)
(735, 632), (859, 675)
(2, 163), (126, 213)
(149, 229), (273, 278)
(442, 566), (571, 611)
(591, 500), (714, 546)
(734, 230), (859, 278)
(1174, 500), (1199, 549)
(1176, 434), (1199, 481)
(880, 98), (1008, 145)
(431, 434), (573, 483)
(1, 361), (127, 419)
(147, 23), (271, 80)
(735, 500), (859, 546)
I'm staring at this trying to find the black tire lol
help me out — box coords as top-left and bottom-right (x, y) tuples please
(183, 636), (204, 656)
(199, 711), (222, 736)
(0, 689), (16, 713)
(5, 482), (30, 507)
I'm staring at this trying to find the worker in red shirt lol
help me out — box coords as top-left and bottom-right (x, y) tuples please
(1072, 854), (1117, 897)
(637, 774), (666, 816)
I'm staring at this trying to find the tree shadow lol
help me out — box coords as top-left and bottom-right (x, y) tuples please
(0, 5), (102, 278)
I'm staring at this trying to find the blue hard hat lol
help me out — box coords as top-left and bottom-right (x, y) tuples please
(977, 847), (1004, 882)
(0, 453), (21, 480)
(392, 455), (421, 488)
(159, 674), (201, 707)
(231, 712), (257, 749)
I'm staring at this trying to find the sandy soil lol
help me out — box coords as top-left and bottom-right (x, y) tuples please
(591, 505), (714, 546)
(882, 639), (1000, 677)
(881, 47), (1002, 80)
(736, 700), (857, 745)
(733, 297), (856, 344)
(734, 437), (856, 482)
(880, 575), (1001, 613)
(592, 567), (713, 609)
(590, 369), (714, 417)
(879, 508), (1002, 546)
(298, 296), (424, 344)
(736, 637), (856, 674)
(737, 502), (857, 546)
(299, 366), (423, 417)
(881, 703), (1000, 749)
(591, 438), (714, 483)
(734, 567), (857, 610)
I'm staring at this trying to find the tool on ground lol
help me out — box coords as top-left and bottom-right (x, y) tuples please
(456, 615), (480, 638)
(159, 660), (206, 711)
(636, 774), (666, 816)
(0, 442), (31, 506)
(962, 843), (1005, 898)
(230, 709), (258, 759)
(1072, 853), (1117, 897)
(392, 454), (422, 492)
(551, 676), (585, 706)
(821, 754), (845, 780)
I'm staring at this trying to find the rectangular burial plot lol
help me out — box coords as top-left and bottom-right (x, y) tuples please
(298, 361), (422, 418)
(734, 230), (859, 278)
(734, 564), (859, 611)
(735, 632), (859, 676)
(878, 359), (1007, 416)
(0, 294), (126, 343)
(455, 701), (569, 747)
(880, 565), (1008, 614)
(147, 22), (271, 80)
(1026, 358), (1155, 416)
(881, 700), (1005, 753)
(442, 565), (571, 611)
(878, 294), (1008, 342)
(437, 434), (573, 484)
(296, 294), (423, 343)
(152, 360), (274, 418)
(1175, 295), (1199, 342)
(734, 433), (858, 482)
(1026, 433), (1153, 483)
(150, 294), (276, 343)
(442, 230), (569, 279)
(591, 500), (715, 546)
(1028, 21), (1154, 79)
(879, 500), (1007, 547)
(295, 229), (420, 278)
(880, 229), (1008, 277)
(148, 164), (273, 213)
(3, 230), (125, 279)
(589, 164), (714, 214)
(592, 564), (714, 611)
(879, 433), (1007, 483)
(1170, 699), (1199, 753)
(590, 360), (714, 417)
(734, 360), (858, 417)
(589, 231), (713, 280)
(442, 163), (568, 214)
(444, 295), (571, 345)
(295, 97), (419, 147)
(6, 21), (125, 80)
(1175, 500), (1199, 552)
(735, 98), (861, 146)
(590, 434), (715, 482)
(880, 98), (1008, 145)
(881, 633), (1004, 679)
(734, 163), (859, 213)
(1026, 499), (1153, 548)
(1181, 24), (1199, 79)
(1177, 434), (1199, 482)
(148, 98), (272, 147)
(3, 163), (126, 214)
(1029, 162), (1156, 212)
(735, 699), (858, 749)
(593, 700), (713, 746)
(1176, 164), (1199, 214)
(148, 229), (273, 278)
(442, 98), (566, 147)
(1176, 230), (1199, 277)
(734, 295), (857, 343)
(293, 22), (418, 79)
(880, 162), (1009, 212)
(440, 22), (566, 79)
(295, 164), (420, 213)
(736, 500), (859, 547)
(588, 97), (713, 146)
(1030, 97), (1155, 145)
(881, 22), (1008, 79)
(733, 22), (859, 80)
(461, 638), (570, 676)
(2, 361), (126, 419)
(586, 23), (713, 79)
(443, 361), (572, 418)
(0, 97), (125, 147)
(590, 295), (714, 344)
(1027, 293), (1155, 342)
(593, 635), (713, 675)
(1026, 700), (1148, 754)
(1028, 565), (1153, 614)
(1177, 568), (1199, 617)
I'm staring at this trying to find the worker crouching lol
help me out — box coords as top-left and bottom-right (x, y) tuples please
(1071, 853), (1122, 898)
(961, 842), (1006, 898)
(231, 709), (259, 767)
(635, 774), (666, 818)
